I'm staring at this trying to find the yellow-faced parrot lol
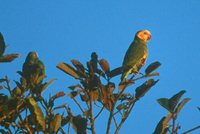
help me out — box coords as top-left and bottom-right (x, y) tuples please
(121, 30), (152, 81)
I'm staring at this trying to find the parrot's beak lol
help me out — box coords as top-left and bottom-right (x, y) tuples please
(148, 34), (152, 40)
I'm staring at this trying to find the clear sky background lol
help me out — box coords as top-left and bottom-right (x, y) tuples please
(1, 0), (200, 133)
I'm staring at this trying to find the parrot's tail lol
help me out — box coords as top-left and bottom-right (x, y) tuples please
(121, 69), (132, 82)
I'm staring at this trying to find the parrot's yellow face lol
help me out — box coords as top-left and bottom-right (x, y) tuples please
(137, 30), (152, 43)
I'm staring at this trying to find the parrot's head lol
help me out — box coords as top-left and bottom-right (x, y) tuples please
(25, 51), (39, 63)
(136, 30), (152, 43)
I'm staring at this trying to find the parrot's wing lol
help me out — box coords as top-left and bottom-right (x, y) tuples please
(36, 60), (46, 76)
(121, 41), (148, 81)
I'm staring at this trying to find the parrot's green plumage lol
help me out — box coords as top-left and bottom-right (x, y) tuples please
(0, 32), (6, 56)
(22, 52), (46, 89)
(121, 30), (152, 81)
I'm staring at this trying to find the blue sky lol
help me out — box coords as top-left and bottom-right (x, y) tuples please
(1, 0), (200, 133)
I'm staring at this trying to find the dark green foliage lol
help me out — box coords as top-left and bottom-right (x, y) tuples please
(135, 79), (159, 100)
(145, 61), (161, 75)
(155, 90), (191, 134)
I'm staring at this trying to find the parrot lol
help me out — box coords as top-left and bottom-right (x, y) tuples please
(22, 51), (46, 90)
(0, 32), (6, 56)
(121, 30), (152, 81)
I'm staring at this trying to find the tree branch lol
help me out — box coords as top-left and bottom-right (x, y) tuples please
(182, 125), (200, 134)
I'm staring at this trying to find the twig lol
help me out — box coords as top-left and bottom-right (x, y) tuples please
(106, 77), (133, 134)
(113, 116), (118, 128)
(94, 102), (103, 108)
(114, 98), (137, 134)
(89, 93), (96, 134)
(182, 125), (200, 134)
(67, 123), (70, 134)
(172, 114), (176, 134)
(94, 106), (104, 120)
(5, 76), (12, 96)
(134, 72), (159, 81)
(106, 109), (115, 134)
(72, 97), (85, 114)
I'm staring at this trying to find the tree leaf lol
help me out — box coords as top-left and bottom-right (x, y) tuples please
(80, 93), (89, 102)
(51, 91), (66, 101)
(90, 90), (99, 102)
(40, 78), (56, 95)
(135, 79), (159, 100)
(175, 98), (190, 116)
(109, 66), (131, 78)
(99, 59), (110, 74)
(0, 54), (20, 62)
(51, 114), (62, 133)
(118, 80), (134, 91)
(27, 97), (45, 131)
(71, 59), (87, 78)
(116, 103), (128, 111)
(68, 84), (81, 90)
(109, 67), (123, 78)
(71, 59), (85, 73)
(57, 62), (81, 79)
(157, 98), (171, 112)
(69, 91), (78, 98)
(72, 115), (87, 134)
(0, 79), (6, 83)
(168, 90), (186, 112)
(61, 116), (70, 127)
(53, 103), (67, 111)
(153, 114), (173, 134)
(145, 61), (161, 75)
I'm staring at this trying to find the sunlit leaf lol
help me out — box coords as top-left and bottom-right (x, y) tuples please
(57, 62), (81, 79)
(71, 59), (87, 78)
(145, 61), (161, 75)
(51, 114), (62, 133)
(168, 90), (186, 112)
(71, 59), (85, 73)
(0, 54), (20, 62)
(51, 91), (66, 101)
(99, 59), (110, 74)
(27, 97), (45, 131)
(175, 98), (190, 116)
(135, 79), (159, 100)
